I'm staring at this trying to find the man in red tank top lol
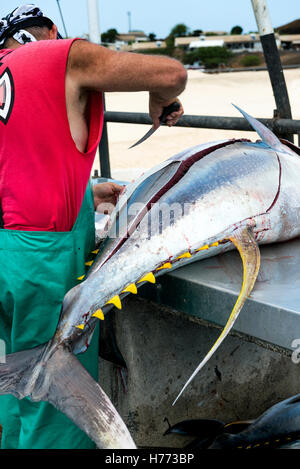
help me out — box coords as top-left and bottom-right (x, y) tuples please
(0, 8), (122, 231)
(0, 4), (187, 449)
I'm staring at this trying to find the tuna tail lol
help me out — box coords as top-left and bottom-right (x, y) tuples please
(0, 343), (136, 449)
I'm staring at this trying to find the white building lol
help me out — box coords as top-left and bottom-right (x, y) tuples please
(176, 34), (281, 53)
(189, 37), (225, 49)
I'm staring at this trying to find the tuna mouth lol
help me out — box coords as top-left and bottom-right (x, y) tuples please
(73, 238), (230, 331)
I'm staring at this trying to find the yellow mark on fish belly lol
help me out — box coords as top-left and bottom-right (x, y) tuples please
(156, 262), (172, 271)
(122, 283), (138, 294)
(92, 309), (105, 320)
(196, 241), (220, 252)
(176, 252), (192, 260)
(137, 272), (156, 284)
(106, 295), (122, 310)
(196, 244), (209, 251)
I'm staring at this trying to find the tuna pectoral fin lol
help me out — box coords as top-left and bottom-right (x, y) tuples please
(173, 226), (260, 405)
(0, 343), (136, 449)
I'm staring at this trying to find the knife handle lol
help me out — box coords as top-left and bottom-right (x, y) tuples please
(159, 101), (181, 124)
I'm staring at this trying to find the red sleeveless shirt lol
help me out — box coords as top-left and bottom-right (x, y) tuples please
(0, 39), (103, 231)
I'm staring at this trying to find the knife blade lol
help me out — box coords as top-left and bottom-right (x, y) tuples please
(129, 101), (180, 149)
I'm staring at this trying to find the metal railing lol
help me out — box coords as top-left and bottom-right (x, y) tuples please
(98, 111), (300, 179)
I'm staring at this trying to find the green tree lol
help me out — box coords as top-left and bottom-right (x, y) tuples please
(165, 23), (189, 50)
(165, 34), (175, 48)
(170, 23), (189, 37)
(101, 28), (118, 43)
(148, 32), (156, 42)
(230, 25), (243, 35)
(183, 46), (233, 69)
(192, 29), (203, 37)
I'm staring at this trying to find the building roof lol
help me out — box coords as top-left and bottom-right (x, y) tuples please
(108, 40), (166, 52)
(131, 41), (166, 50)
(116, 31), (148, 42)
(276, 19), (300, 34)
(201, 30), (227, 36)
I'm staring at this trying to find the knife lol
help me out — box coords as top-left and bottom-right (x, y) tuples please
(129, 101), (180, 149)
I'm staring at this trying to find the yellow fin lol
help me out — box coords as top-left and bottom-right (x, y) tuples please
(91, 249), (99, 255)
(196, 245), (209, 251)
(223, 420), (253, 431)
(210, 242), (219, 247)
(77, 275), (85, 281)
(106, 295), (122, 310)
(137, 272), (156, 284)
(173, 226), (260, 405)
(176, 252), (191, 260)
(122, 283), (138, 294)
(85, 260), (94, 267)
(92, 309), (104, 320)
(156, 262), (172, 271)
(75, 324), (85, 330)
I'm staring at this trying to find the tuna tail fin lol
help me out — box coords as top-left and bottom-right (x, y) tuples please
(232, 104), (294, 154)
(0, 343), (136, 449)
(0, 344), (46, 399)
(173, 226), (260, 405)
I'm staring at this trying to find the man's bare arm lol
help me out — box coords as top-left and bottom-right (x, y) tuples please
(67, 40), (187, 128)
(68, 40), (187, 96)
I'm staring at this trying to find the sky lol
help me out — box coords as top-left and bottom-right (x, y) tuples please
(0, 0), (299, 40)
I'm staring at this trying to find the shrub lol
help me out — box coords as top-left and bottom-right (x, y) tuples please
(183, 46), (233, 69)
(240, 54), (261, 67)
(134, 47), (174, 57)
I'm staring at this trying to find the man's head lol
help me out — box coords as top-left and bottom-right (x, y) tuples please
(0, 4), (61, 49)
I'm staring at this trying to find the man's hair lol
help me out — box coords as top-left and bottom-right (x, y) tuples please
(2, 25), (50, 48)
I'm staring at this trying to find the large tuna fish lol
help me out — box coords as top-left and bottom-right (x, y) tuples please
(1, 106), (300, 447)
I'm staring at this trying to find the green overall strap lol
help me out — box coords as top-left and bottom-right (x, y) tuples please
(0, 183), (99, 449)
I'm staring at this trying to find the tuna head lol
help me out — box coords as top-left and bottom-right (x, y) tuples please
(55, 106), (300, 400)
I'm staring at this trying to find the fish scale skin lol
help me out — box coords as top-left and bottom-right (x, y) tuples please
(55, 139), (300, 349)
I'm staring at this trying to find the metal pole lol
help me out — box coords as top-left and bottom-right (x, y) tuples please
(104, 111), (300, 135)
(56, 0), (68, 38)
(127, 11), (132, 33)
(251, 0), (293, 142)
(99, 99), (111, 178)
(87, 0), (111, 178)
(87, 0), (101, 43)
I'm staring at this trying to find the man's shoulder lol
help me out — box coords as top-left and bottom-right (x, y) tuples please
(13, 38), (78, 59)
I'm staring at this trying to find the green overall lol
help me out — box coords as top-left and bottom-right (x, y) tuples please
(0, 184), (99, 449)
